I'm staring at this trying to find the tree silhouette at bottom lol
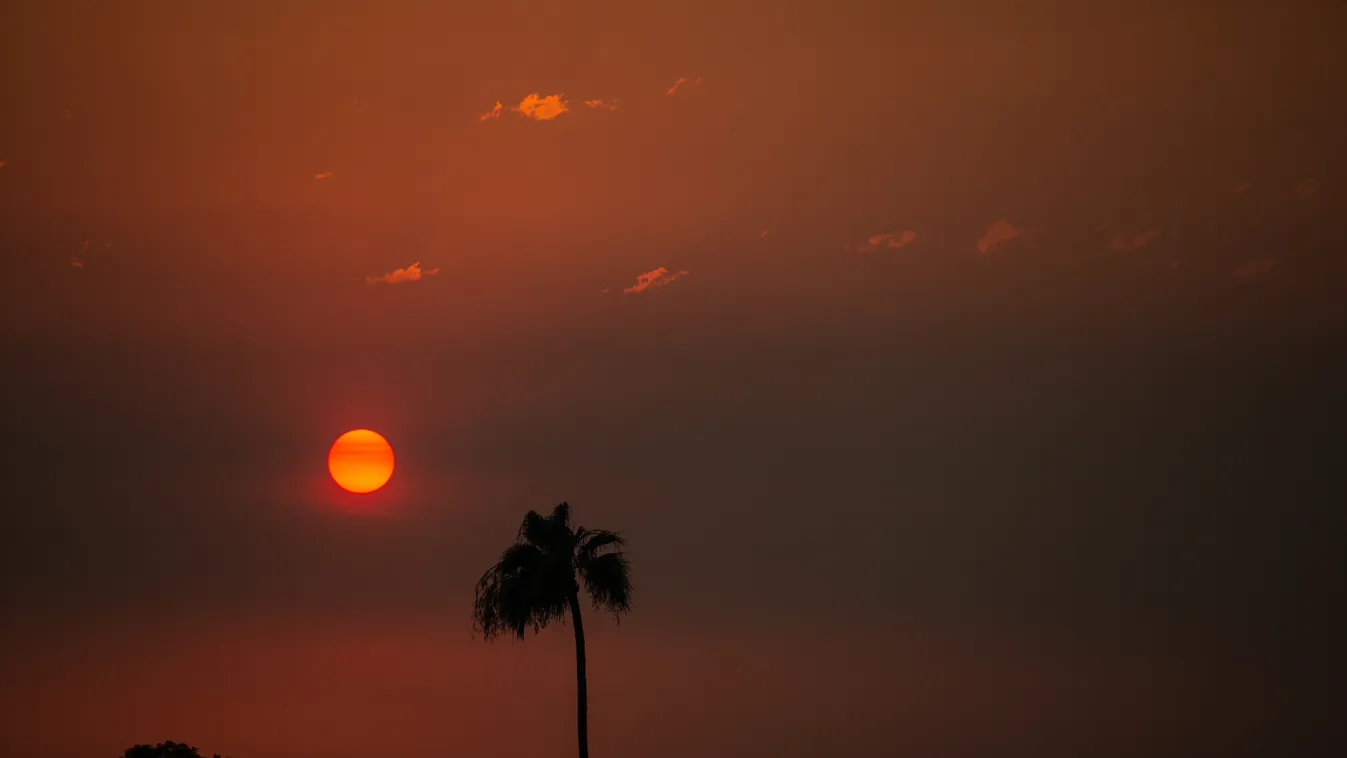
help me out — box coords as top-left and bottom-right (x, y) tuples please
(122, 741), (221, 758)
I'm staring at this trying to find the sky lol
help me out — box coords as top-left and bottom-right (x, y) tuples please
(2, 1), (1346, 756)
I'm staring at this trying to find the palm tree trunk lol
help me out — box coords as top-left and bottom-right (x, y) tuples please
(568, 591), (589, 758)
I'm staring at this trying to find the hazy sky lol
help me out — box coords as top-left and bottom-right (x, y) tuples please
(2, 2), (1345, 756)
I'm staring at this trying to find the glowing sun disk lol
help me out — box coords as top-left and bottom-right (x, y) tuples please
(328, 429), (395, 494)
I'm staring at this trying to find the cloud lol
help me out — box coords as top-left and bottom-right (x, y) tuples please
(1232, 257), (1277, 279)
(666, 76), (703, 95)
(365, 261), (440, 285)
(517, 93), (568, 120)
(976, 220), (1023, 254)
(0, 160), (6, 169)
(760, 229), (771, 239)
(1107, 229), (1161, 252)
(622, 267), (689, 294)
(584, 99), (619, 111)
(314, 171), (334, 180)
(481, 94), (570, 122)
(1230, 183), (1249, 194)
(1294, 178), (1321, 198)
(69, 240), (111, 271)
(854, 230), (918, 252)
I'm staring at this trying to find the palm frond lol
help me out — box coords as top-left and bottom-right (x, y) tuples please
(576, 529), (625, 564)
(549, 500), (571, 525)
(517, 509), (550, 545)
(473, 542), (570, 639)
(518, 502), (576, 549)
(550, 502), (574, 533)
(581, 551), (633, 616)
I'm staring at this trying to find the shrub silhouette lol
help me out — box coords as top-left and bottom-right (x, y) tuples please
(122, 742), (219, 758)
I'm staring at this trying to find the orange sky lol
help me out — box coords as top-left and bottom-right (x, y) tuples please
(1, 2), (1345, 756)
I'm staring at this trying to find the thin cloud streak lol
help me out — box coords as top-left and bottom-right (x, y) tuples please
(480, 94), (569, 121)
(314, 171), (334, 180)
(1107, 229), (1161, 253)
(584, 99), (619, 111)
(623, 267), (689, 294)
(854, 230), (918, 252)
(977, 220), (1023, 254)
(666, 76), (703, 95)
(365, 261), (441, 285)
(518, 93), (568, 120)
(509, 93), (563, 121)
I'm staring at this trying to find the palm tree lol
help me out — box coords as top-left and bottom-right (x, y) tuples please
(472, 502), (632, 758)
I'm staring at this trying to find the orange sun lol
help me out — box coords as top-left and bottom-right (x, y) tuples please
(328, 429), (395, 494)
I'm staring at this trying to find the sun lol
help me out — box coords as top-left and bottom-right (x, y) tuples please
(328, 429), (395, 494)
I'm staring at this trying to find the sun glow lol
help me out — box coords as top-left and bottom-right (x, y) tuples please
(328, 429), (395, 494)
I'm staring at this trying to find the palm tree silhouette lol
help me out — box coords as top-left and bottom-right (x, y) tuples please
(472, 502), (632, 758)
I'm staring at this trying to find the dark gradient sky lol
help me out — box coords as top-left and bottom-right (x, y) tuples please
(2, 1), (1346, 756)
